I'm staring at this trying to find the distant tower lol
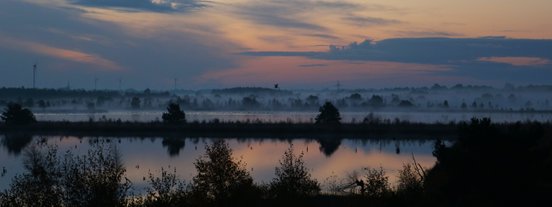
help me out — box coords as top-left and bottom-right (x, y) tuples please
(336, 81), (341, 93)
(94, 77), (99, 91)
(32, 63), (37, 88)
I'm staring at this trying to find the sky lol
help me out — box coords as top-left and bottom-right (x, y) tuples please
(1, 0), (551, 90)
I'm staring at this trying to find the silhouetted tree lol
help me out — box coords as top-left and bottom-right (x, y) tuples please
(349, 93), (362, 101)
(139, 168), (189, 207)
(397, 162), (425, 197)
(270, 145), (320, 200)
(0, 144), (63, 206)
(368, 95), (384, 107)
(131, 97), (141, 109)
(315, 102), (341, 124)
(1, 103), (36, 125)
(443, 100), (449, 108)
(305, 95), (319, 107)
(425, 118), (552, 206)
(363, 167), (390, 198)
(61, 141), (131, 207)
(461, 102), (467, 109)
(0, 141), (131, 207)
(241, 96), (260, 108)
(398, 100), (414, 107)
(162, 103), (186, 124)
(190, 140), (258, 206)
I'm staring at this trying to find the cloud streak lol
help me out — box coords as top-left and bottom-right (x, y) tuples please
(69, 0), (206, 12)
(479, 56), (551, 66)
(0, 34), (122, 71)
(343, 15), (401, 27)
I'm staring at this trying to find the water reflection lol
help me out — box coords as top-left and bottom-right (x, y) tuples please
(0, 136), (438, 191)
(162, 137), (186, 157)
(316, 137), (342, 157)
(1, 134), (33, 155)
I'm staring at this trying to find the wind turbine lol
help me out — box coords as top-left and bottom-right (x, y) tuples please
(32, 62), (37, 88)
(94, 77), (99, 91)
(174, 78), (178, 94)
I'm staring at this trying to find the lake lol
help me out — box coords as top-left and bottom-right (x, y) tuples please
(34, 110), (552, 123)
(0, 136), (439, 193)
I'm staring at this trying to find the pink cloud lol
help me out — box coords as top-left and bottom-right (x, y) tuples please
(479, 56), (551, 66)
(0, 35), (123, 71)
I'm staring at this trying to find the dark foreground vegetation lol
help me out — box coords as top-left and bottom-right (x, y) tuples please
(1, 118), (552, 206)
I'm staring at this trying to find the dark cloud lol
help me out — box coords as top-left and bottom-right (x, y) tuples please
(343, 16), (401, 27)
(235, 3), (327, 31)
(69, 0), (205, 12)
(245, 11), (327, 31)
(232, 1), (393, 32)
(302, 33), (340, 40)
(243, 37), (552, 84)
(392, 30), (462, 37)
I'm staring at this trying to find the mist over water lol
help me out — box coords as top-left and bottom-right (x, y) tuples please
(34, 110), (552, 123)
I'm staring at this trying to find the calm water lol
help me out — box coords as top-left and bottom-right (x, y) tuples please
(35, 110), (552, 123)
(0, 136), (438, 192)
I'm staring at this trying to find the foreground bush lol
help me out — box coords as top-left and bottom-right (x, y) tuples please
(269, 145), (320, 201)
(0, 140), (130, 207)
(190, 140), (260, 206)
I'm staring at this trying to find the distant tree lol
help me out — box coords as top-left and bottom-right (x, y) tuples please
(37, 100), (47, 110)
(270, 145), (320, 199)
(306, 95), (319, 107)
(368, 95), (384, 107)
(162, 103), (186, 124)
(1, 103), (36, 125)
(24, 98), (34, 108)
(191, 140), (258, 206)
(443, 100), (449, 108)
(399, 100), (414, 107)
(315, 102), (341, 124)
(241, 96), (260, 108)
(469, 101), (476, 109)
(461, 102), (467, 109)
(131, 97), (141, 109)
(349, 93), (362, 101)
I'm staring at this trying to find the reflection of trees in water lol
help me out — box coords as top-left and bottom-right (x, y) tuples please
(162, 137), (185, 157)
(316, 138), (342, 157)
(1, 134), (34, 155)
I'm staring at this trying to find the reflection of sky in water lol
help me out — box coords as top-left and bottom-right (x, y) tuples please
(35, 110), (552, 123)
(0, 136), (437, 193)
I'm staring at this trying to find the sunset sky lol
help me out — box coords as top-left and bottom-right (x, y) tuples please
(1, 0), (551, 89)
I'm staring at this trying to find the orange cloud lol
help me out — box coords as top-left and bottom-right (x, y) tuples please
(479, 56), (551, 66)
(0, 35), (122, 71)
